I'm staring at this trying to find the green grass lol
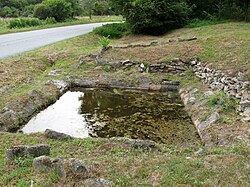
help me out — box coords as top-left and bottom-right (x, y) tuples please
(0, 16), (122, 35)
(186, 19), (229, 28)
(207, 91), (239, 114)
(0, 132), (249, 186)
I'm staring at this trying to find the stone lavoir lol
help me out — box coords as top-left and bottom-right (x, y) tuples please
(21, 87), (201, 145)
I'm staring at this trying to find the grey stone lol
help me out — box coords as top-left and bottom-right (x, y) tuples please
(71, 78), (97, 88)
(194, 148), (206, 155)
(45, 129), (72, 140)
(46, 80), (69, 93)
(198, 112), (220, 131)
(129, 139), (156, 149)
(33, 156), (66, 178)
(188, 97), (196, 105)
(6, 144), (50, 161)
(240, 101), (250, 108)
(160, 84), (179, 92)
(26, 144), (51, 158)
(204, 91), (214, 97)
(83, 178), (113, 187)
(6, 145), (27, 161)
(241, 117), (250, 122)
(138, 76), (151, 89)
(110, 78), (135, 88)
(68, 158), (88, 174)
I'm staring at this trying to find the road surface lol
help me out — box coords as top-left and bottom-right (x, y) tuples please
(0, 22), (111, 60)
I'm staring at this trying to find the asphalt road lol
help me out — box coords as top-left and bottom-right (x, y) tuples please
(0, 22), (111, 60)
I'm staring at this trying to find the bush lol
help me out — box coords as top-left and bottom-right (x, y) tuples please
(0, 6), (19, 17)
(43, 0), (73, 22)
(44, 17), (57, 24)
(93, 23), (130, 39)
(124, 0), (192, 35)
(8, 18), (42, 29)
(34, 3), (52, 20)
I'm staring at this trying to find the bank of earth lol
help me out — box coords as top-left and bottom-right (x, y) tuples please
(0, 22), (249, 186)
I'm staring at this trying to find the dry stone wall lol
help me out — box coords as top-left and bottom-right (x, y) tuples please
(190, 59), (250, 121)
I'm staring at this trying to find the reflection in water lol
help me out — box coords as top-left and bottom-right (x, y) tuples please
(22, 91), (88, 138)
(78, 88), (201, 145)
(22, 88), (200, 145)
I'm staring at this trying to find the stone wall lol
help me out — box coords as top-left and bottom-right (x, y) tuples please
(190, 59), (250, 122)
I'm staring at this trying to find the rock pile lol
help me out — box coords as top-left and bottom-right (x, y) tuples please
(6, 144), (113, 186)
(190, 59), (250, 121)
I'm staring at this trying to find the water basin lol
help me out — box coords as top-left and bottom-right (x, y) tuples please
(22, 88), (201, 145)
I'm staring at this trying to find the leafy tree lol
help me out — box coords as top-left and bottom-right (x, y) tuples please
(111, 0), (192, 35)
(43, 0), (73, 21)
(33, 3), (52, 20)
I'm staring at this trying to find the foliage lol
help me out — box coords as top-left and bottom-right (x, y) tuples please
(8, 17), (42, 28)
(42, 0), (73, 22)
(33, 3), (52, 20)
(98, 35), (110, 49)
(207, 91), (239, 113)
(93, 23), (130, 38)
(116, 0), (192, 35)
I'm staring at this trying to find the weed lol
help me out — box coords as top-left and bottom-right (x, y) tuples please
(14, 157), (33, 167)
(207, 91), (239, 113)
(98, 36), (111, 50)
(16, 179), (30, 187)
(9, 18), (42, 29)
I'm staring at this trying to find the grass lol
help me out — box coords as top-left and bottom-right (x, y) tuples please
(0, 16), (122, 35)
(207, 91), (239, 114)
(185, 19), (229, 28)
(0, 132), (249, 186)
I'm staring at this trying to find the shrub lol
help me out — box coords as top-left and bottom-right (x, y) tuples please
(43, 0), (73, 22)
(124, 0), (192, 35)
(93, 23), (130, 39)
(34, 3), (53, 20)
(0, 6), (19, 17)
(44, 17), (57, 24)
(9, 18), (42, 29)
(98, 36), (111, 49)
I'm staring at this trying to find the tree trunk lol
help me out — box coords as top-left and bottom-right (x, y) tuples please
(244, 0), (250, 21)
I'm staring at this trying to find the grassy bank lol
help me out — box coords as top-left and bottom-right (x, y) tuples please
(0, 22), (249, 186)
(0, 133), (249, 186)
(0, 16), (122, 35)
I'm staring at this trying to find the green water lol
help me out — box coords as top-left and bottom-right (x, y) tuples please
(75, 88), (201, 145)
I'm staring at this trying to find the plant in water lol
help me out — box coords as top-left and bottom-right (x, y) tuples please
(98, 35), (111, 50)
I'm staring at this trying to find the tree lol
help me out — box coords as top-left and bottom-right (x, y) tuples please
(243, 0), (249, 21)
(43, 0), (73, 21)
(111, 0), (192, 35)
(33, 3), (52, 19)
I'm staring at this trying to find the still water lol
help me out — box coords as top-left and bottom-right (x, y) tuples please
(22, 88), (200, 145)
